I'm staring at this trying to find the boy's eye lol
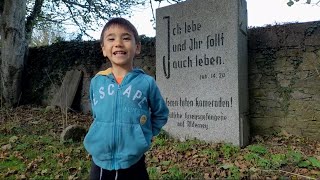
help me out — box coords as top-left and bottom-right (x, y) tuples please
(107, 38), (114, 41)
(123, 36), (131, 40)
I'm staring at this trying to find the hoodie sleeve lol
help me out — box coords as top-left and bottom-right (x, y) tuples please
(147, 77), (169, 136)
(89, 78), (97, 120)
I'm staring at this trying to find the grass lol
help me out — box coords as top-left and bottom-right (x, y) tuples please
(0, 134), (90, 179)
(1, 105), (320, 179)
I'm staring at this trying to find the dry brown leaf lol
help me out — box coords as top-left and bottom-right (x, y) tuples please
(17, 174), (27, 180)
(203, 173), (210, 179)
(219, 170), (226, 177)
(310, 170), (319, 175)
(185, 151), (191, 157)
(299, 168), (308, 174)
(1, 144), (12, 151)
(192, 154), (199, 158)
(5, 169), (18, 177)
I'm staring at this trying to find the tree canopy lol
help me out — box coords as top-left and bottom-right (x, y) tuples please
(0, 0), (184, 107)
(1, 0), (184, 43)
(287, 0), (320, 6)
(26, 0), (147, 41)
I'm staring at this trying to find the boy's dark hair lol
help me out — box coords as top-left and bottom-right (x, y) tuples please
(100, 17), (140, 46)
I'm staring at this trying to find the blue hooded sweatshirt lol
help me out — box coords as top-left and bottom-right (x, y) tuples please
(83, 68), (169, 170)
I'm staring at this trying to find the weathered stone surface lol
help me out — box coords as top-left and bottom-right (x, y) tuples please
(80, 70), (92, 114)
(156, 0), (249, 146)
(249, 21), (320, 49)
(51, 70), (83, 111)
(249, 22), (320, 141)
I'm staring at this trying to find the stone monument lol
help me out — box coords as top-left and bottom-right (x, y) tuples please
(156, 0), (249, 146)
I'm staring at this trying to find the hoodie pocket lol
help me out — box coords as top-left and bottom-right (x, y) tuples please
(83, 122), (113, 161)
(117, 123), (149, 159)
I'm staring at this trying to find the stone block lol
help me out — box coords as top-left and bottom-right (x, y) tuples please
(51, 70), (83, 111)
(156, 0), (249, 146)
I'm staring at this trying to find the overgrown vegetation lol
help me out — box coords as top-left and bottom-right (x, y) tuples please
(23, 37), (154, 105)
(1, 105), (319, 179)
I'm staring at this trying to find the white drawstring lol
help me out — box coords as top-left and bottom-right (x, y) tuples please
(98, 167), (118, 180)
(99, 167), (103, 180)
(115, 170), (118, 180)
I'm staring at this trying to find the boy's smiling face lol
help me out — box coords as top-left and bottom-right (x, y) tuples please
(101, 25), (141, 69)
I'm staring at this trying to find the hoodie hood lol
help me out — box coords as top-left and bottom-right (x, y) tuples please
(96, 68), (145, 85)
(97, 68), (145, 76)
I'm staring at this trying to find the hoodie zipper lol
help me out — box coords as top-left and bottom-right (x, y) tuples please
(112, 74), (128, 170)
(111, 74), (118, 169)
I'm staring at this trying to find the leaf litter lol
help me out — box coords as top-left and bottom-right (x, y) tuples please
(0, 105), (319, 179)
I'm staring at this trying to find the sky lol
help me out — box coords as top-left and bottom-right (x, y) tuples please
(118, 0), (320, 37)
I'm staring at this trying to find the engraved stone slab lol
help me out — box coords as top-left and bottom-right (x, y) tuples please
(156, 0), (249, 146)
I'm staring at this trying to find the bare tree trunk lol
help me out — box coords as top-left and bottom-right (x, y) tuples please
(0, 0), (27, 107)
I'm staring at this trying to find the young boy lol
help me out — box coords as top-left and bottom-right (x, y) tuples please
(83, 18), (169, 180)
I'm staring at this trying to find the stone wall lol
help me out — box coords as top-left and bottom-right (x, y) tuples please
(24, 37), (156, 113)
(25, 21), (320, 140)
(248, 21), (320, 140)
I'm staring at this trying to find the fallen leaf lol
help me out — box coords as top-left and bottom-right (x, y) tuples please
(18, 174), (27, 180)
(41, 169), (48, 175)
(1, 144), (12, 151)
(310, 170), (319, 175)
(5, 169), (18, 177)
(68, 174), (77, 180)
(204, 173), (210, 179)
(9, 136), (18, 143)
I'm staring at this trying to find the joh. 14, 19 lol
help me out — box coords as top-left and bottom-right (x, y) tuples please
(199, 73), (226, 80)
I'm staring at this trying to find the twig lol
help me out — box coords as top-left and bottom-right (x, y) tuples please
(64, 89), (68, 129)
(44, 69), (54, 85)
(261, 169), (316, 179)
(65, 105), (67, 128)
(17, 92), (22, 107)
(67, 106), (77, 113)
(61, 107), (64, 129)
(0, 87), (2, 110)
(0, 72), (4, 109)
(149, 0), (156, 26)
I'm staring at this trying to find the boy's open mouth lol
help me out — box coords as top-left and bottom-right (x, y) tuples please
(113, 51), (126, 55)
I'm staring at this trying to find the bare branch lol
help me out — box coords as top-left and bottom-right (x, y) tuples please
(26, 0), (185, 41)
(25, 0), (44, 42)
(150, 0), (156, 25)
(61, 0), (88, 9)
(62, 0), (93, 39)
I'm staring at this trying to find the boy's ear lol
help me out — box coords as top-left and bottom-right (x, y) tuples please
(135, 43), (141, 55)
(101, 45), (107, 57)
